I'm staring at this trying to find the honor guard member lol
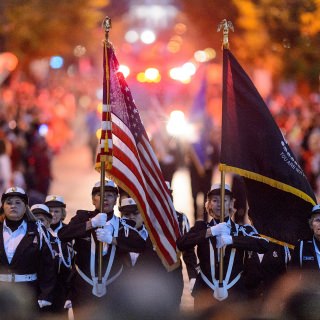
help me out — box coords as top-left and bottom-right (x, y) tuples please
(0, 187), (56, 311)
(31, 203), (53, 230)
(165, 181), (198, 294)
(57, 180), (146, 318)
(45, 195), (74, 318)
(290, 204), (320, 271)
(243, 241), (291, 305)
(30, 204), (54, 256)
(116, 196), (183, 318)
(177, 183), (269, 311)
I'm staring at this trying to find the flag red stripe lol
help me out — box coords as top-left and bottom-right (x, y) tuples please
(114, 143), (178, 247)
(138, 139), (179, 231)
(109, 165), (176, 264)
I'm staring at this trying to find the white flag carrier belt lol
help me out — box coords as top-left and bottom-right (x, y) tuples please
(200, 221), (242, 299)
(200, 245), (242, 291)
(0, 273), (37, 282)
(76, 216), (122, 297)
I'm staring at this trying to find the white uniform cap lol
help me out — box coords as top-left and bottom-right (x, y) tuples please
(93, 180), (117, 189)
(208, 183), (232, 196)
(120, 198), (136, 207)
(92, 179), (118, 194)
(45, 195), (66, 208)
(312, 204), (320, 213)
(4, 187), (26, 195)
(1, 187), (29, 204)
(31, 204), (52, 217)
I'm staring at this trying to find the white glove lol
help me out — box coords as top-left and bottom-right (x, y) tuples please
(210, 222), (230, 237)
(38, 300), (52, 308)
(189, 278), (196, 293)
(216, 235), (233, 249)
(96, 224), (114, 244)
(64, 300), (72, 309)
(91, 213), (107, 228)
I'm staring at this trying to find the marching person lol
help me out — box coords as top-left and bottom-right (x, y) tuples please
(31, 203), (53, 230)
(45, 195), (74, 318)
(0, 187), (56, 313)
(243, 240), (291, 306)
(177, 183), (269, 311)
(57, 180), (146, 319)
(165, 181), (198, 295)
(290, 204), (320, 271)
(116, 195), (183, 319)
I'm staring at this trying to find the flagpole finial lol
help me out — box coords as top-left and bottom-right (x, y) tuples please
(102, 16), (112, 47)
(217, 19), (234, 49)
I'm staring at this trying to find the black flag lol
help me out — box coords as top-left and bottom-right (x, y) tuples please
(220, 49), (317, 245)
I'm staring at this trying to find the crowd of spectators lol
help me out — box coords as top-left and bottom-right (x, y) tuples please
(0, 71), (319, 207)
(268, 92), (320, 200)
(0, 72), (101, 205)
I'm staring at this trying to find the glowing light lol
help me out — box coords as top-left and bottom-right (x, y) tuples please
(182, 62), (196, 76)
(145, 68), (159, 81)
(97, 102), (103, 114)
(96, 128), (102, 139)
(167, 41), (181, 53)
(125, 30), (139, 43)
(174, 23), (187, 35)
(166, 110), (193, 138)
(204, 48), (216, 60)
(50, 56), (64, 69)
(140, 30), (156, 44)
(169, 67), (191, 83)
(194, 50), (207, 63)
(0, 52), (18, 72)
(73, 45), (86, 57)
(118, 64), (130, 78)
(38, 124), (48, 136)
(137, 72), (146, 82)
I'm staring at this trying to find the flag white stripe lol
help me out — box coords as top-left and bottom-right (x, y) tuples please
(112, 155), (177, 260)
(138, 139), (176, 226)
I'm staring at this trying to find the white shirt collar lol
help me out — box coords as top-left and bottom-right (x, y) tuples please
(3, 219), (27, 233)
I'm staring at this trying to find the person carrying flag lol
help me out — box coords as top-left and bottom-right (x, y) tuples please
(112, 195), (183, 319)
(57, 179), (146, 319)
(177, 183), (269, 310)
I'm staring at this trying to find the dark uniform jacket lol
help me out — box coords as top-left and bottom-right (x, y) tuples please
(58, 209), (145, 308)
(291, 237), (320, 270)
(0, 220), (56, 303)
(177, 218), (269, 301)
(48, 222), (73, 314)
(243, 241), (291, 299)
(176, 211), (198, 280)
(128, 234), (184, 315)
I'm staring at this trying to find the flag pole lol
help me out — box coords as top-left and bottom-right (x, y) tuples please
(217, 19), (234, 295)
(97, 16), (112, 283)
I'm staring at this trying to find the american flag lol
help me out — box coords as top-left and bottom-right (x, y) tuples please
(96, 43), (180, 270)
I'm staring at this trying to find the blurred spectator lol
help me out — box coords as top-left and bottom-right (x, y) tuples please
(186, 129), (219, 222)
(24, 123), (52, 205)
(0, 283), (35, 320)
(0, 138), (12, 194)
(85, 104), (100, 165)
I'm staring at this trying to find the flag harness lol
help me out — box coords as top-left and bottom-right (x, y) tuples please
(75, 216), (123, 297)
(200, 219), (241, 301)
